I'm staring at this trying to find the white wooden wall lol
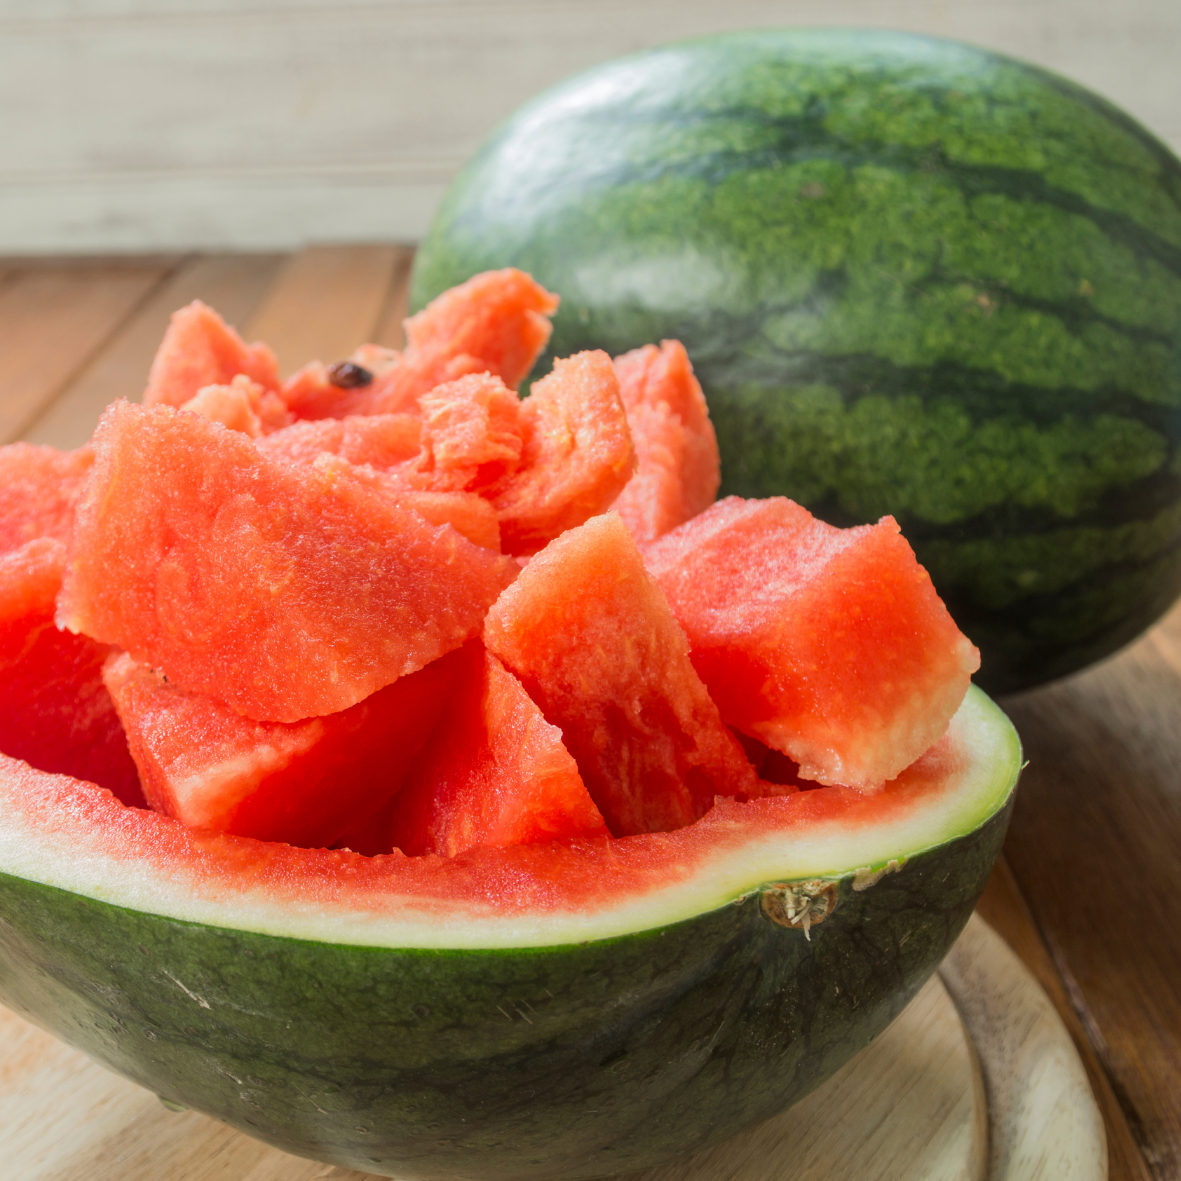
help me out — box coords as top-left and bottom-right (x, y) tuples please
(2, 0), (1179, 254)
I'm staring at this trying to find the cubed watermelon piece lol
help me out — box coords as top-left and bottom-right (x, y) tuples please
(0, 540), (143, 806)
(611, 341), (720, 541)
(386, 643), (608, 857)
(0, 443), (94, 555)
(181, 375), (293, 437)
(643, 497), (981, 790)
(257, 414), (422, 470)
(58, 402), (518, 722)
(143, 301), (280, 409)
(489, 352), (635, 556)
(484, 513), (757, 836)
(103, 647), (466, 848)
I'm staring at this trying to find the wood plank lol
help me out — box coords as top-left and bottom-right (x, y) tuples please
(999, 614), (1181, 1181)
(371, 245), (416, 352)
(22, 252), (285, 450)
(243, 245), (406, 376)
(977, 860), (1153, 1181)
(0, 261), (176, 444)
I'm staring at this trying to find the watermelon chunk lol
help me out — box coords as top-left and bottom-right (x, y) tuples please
(643, 497), (981, 789)
(58, 402), (518, 723)
(611, 341), (721, 541)
(0, 443), (94, 555)
(489, 352), (636, 556)
(387, 643), (608, 857)
(484, 513), (757, 836)
(181, 375), (293, 437)
(103, 648), (466, 848)
(143, 301), (280, 409)
(0, 540), (143, 806)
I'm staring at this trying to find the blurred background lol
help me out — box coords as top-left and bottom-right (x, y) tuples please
(4, 0), (1180, 254)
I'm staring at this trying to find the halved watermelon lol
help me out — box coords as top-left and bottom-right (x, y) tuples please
(57, 402), (518, 722)
(0, 686), (1019, 1180)
(485, 513), (757, 834)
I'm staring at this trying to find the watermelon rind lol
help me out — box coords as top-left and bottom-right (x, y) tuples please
(410, 28), (1181, 694)
(0, 688), (1018, 1180)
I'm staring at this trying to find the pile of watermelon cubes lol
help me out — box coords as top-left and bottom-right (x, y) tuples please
(0, 270), (980, 858)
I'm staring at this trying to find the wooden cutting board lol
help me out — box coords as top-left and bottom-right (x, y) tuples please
(0, 916), (1101, 1181)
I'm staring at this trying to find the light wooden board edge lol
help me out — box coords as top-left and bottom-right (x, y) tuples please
(939, 914), (1107, 1181)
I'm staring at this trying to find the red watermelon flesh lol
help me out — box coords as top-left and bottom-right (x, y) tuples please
(0, 443), (94, 556)
(57, 402), (518, 723)
(103, 647), (466, 848)
(411, 373), (525, 494)
(610, 341), (721, 542)
(312, 455), (501, 551)
(643, 497), (981, 791)
(484, 513), (757, 836)
(181, 375), (292, 437)
(0, 540), (143, 807)
(257, 414), (422, 470)
(386, 643), (608, 857)
(489, 351), (636, 557)
(143, 301), (280, 410)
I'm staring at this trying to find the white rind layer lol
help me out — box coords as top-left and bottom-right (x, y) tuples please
(0, 687), (1020, 949)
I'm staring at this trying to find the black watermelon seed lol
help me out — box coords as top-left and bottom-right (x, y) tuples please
(328, 361), (374, 388)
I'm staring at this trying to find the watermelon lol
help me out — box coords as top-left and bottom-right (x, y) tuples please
(57, 401), (518, 722)
(484, 513), (757, 835)
(386, 642), (608, 857)
(0, 686), (1019, 1179)
(0, 540), (142, 807)
(0, 443), (94, 555)
(144, 301), (280, 409)
(410, 29), (1181, 693)
(611, 341), (720, 542)
(489, 351), (636, 556)
(643, 497), (979, 789)
(180, 374), (293, 436)
(103, 648), (465, 848)
(256, 413), (423, 470)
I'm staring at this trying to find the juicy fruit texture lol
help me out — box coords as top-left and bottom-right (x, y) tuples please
(103, 649), (465, 848)
(257, 413), (422, 469)
(143, 301), (280, 409)
(282, 270), (559, 420)
(180, 374), (293, 436)
(388, 644), (608, 857)
(485, 513), (757, 836)
(411, 29), (1181, 693)
(58, 401), (518, 722)
(0, 443), (94, 554)
(612, 341), (720, 542)
(644, 497), (980, 789)
(490, 351), (636, 556)
(0, 540), (142, 806)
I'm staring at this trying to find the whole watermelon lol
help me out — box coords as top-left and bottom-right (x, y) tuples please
(411, 29), (1181, 694)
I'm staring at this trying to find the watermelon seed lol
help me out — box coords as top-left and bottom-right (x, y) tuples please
(328, 362), (374, 389)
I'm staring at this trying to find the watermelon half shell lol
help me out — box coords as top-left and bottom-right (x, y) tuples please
(0, 687), (1019, 1180)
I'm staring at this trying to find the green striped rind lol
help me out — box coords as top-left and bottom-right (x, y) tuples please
(411, 29), (1181, 692)
(0, 692), (1019, 1180)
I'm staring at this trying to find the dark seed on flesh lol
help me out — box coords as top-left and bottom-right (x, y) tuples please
(327, 361), (374, 388)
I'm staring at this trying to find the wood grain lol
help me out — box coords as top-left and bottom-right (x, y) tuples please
(21, 252), (284, 450)
(0, 971), (989, 1181)
(940, 915), (1105, 1181)
(976, 863), (1153, 1181)
(244, 245), (408, 376)
(999, 612), (1181, 1181)
(0, 260), (174, 444)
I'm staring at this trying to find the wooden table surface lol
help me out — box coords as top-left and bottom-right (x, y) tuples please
(2, 246), (1177, 1181)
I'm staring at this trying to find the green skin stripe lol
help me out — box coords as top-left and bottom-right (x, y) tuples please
(411, 29), (1181, 693)
(0, 695), (1020, 1180)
